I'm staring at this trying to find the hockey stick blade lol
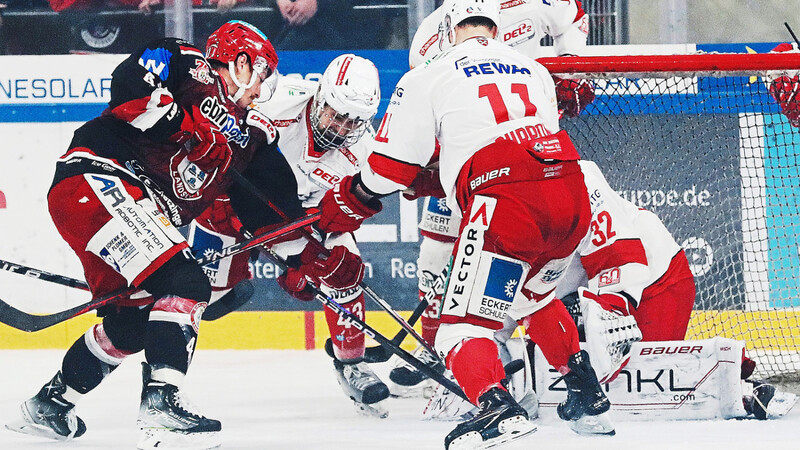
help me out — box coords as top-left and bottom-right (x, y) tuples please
(0, 287), (130, 332)
(361, 297), (429, 363)
(254, 243), (469, 401)
(0, 213), (321, 332)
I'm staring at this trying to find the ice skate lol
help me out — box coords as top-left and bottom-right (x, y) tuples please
(137, 364), (222, 449)
(334, 358), (390, 418)
(5, 371), (87, 441)
(388, 344), (445, 398)
(557, 350), (615, 436)
(744, 380), (799, 420)
(444, 387), (536, 450)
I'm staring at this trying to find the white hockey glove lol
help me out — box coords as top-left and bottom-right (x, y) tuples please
(579, 287), (642, 384)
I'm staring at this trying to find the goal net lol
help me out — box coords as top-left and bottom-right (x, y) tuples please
(541, 52), (800, 380)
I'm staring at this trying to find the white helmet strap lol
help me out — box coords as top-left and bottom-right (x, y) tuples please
(228, 60), (260, 103)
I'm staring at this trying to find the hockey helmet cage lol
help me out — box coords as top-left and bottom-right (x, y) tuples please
(311, 54), (380, 150)
(206, 20), (279, 102)
(439, 0), (501, 51)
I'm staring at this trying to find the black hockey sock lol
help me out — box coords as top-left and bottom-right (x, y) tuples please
(61, 336), (118, 394)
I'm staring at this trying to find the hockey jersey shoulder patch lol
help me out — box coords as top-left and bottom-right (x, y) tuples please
(246, 109), (278, 145)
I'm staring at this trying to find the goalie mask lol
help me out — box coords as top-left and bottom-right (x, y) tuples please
(439, 0), (501, 51)
(206, 20), (279, 103)
(310, 54), (380, 151)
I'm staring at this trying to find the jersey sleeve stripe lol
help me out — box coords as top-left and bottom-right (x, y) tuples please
(367, 152), (422, 187)
(581, 238), (648, 279)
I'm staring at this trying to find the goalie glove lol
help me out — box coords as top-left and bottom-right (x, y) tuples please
(579, 287), (642, 384)
(766, 43), (800, 128)
(553, 76), (596, 118)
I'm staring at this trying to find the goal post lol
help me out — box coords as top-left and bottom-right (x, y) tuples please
(539, 51), (800, 380)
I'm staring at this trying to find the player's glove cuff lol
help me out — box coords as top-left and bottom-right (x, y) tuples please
(318, 175), (382, 233)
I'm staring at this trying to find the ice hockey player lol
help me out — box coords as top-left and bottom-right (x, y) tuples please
(391, 0), (596, 395)
(426, 157), (796, 422)
(766, 42), (800, 128)
(554, 160), (797, 418)
(187, 54), (391, 417)
(5, 21), (364, 450)
(315, 0), (616, 447)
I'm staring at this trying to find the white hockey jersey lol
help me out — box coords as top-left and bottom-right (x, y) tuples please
(409, 0), (589, 69)
(254, 76), (371, 209)
(363, 37), (559, 209)
(555, 160), (684, 307)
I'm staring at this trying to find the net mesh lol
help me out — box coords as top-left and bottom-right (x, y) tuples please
(542, 53), (800, 380)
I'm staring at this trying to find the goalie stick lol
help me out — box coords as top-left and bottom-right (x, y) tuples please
(229, 169), (444, 366)
(253, 241), (469, 402)
(0, 212), (321, 332)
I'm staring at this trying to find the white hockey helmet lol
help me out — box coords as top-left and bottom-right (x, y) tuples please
(439, 0), (501, 51)
(311, 54), (381, 151)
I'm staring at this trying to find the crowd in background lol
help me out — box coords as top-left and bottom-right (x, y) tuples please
(0, 0), (415, 54)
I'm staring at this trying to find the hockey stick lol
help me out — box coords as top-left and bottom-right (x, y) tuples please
(0, 212), (321, 332)
(255, 243), (468, 401)
(229, 169), (443, 365)
(0, 260), (91, 291)
(785, 22), (800, 46)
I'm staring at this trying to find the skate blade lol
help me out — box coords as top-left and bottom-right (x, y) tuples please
(353, 400), (389, 419)
(568, 411), (615, 436)
(137, 428), (222, 449)
(767, 390), (799, 418)
(448, 415), (537, 450)
(5, 421), (74, 442)
(4, 403), (76, 441)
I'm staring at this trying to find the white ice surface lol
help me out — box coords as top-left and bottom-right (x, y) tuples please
(1, 349), (799, 450)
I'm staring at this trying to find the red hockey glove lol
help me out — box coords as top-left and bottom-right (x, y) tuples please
(276, 267), (317, 301)
(402, 167), (446, 201)
(189, 121), (233, 174)
(768, 43), (800, 128)
(318, 175), (382, 233)
(300, 244), (365, 291)
(554, 76), (596, 118)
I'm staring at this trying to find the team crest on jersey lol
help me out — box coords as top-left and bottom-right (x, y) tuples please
(189, 59), (214, 85)
(476, 36), (489, 46)
(170, 154), (211, 200)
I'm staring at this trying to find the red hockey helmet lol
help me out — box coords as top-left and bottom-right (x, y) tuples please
(206, 21), (279, 101)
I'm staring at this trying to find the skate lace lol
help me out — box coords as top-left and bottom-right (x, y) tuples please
(346, 363), (379, 391)
(169, 390), (204, 420)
